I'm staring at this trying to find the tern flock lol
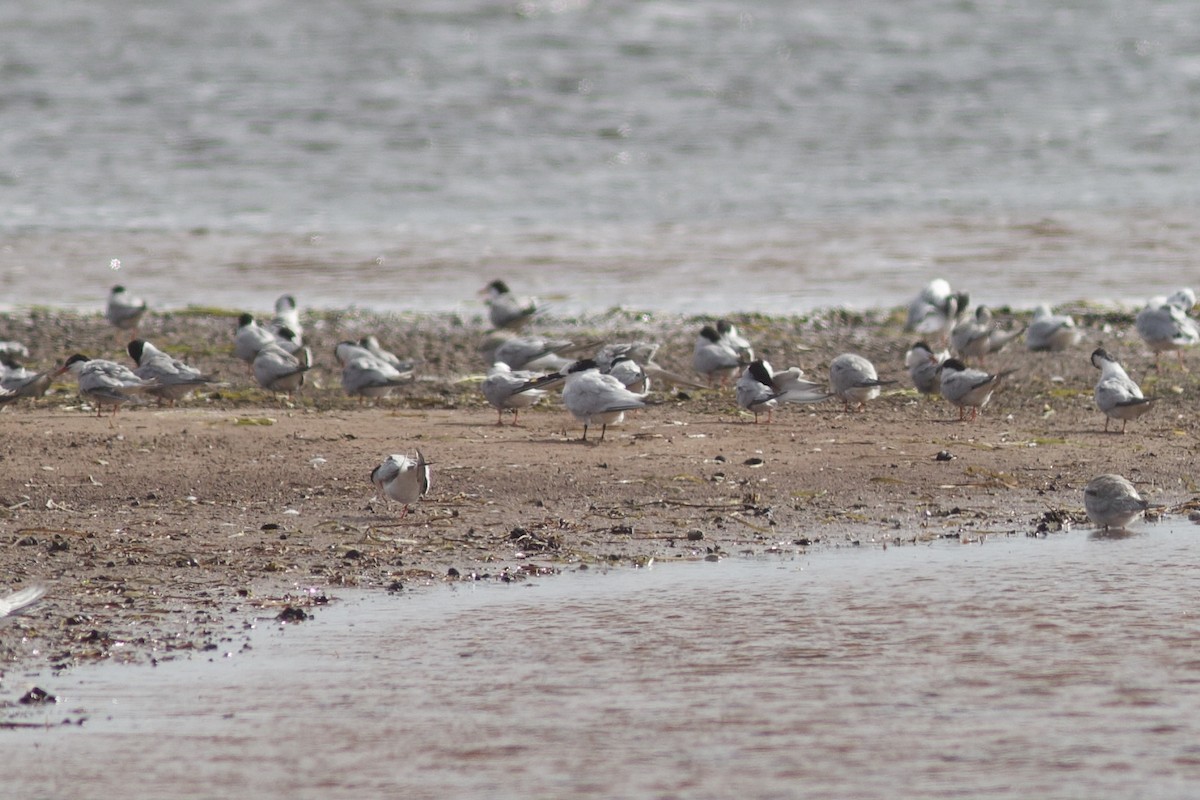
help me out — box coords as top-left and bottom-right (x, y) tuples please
(0, 276), (1185, 537)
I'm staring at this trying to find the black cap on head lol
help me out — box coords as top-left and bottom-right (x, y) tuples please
(747, 359), (774, 386)
(238, 312), (255, 326)
(940, 357), (967, 372)
(127, 339), (146, 364)
(699, 326), (721, 343)
(64, 353), (91, 367)
(567, 358), (598, 374)
(112, 285), (125, 293)
(488, 279), (510, 293)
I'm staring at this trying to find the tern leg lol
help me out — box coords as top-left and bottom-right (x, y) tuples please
(599, 424), (608, 442)
(1104, 416), (1110, 433)
(581, 424), (589, 442)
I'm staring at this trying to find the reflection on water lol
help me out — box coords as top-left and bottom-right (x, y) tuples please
(4, 527), (1200, 799)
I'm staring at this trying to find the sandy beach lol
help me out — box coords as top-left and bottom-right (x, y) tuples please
(0, 301), (1196, 681)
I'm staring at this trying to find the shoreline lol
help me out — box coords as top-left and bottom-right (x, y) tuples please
(1, 301), (1196, 691)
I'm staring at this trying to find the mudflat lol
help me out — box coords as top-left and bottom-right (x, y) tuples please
(0, 302), (1194, 677)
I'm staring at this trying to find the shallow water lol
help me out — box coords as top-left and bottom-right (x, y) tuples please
(2, 1), (1200, 314)
(5, 525), (1199, 799)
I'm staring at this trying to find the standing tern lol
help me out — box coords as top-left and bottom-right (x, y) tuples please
(370, 450), (430, 517)
(692, 325), (743, 386)
(950, 305), (1024, 364)
(253, 343), (312, 396)
(235, 314), (278, 363)
(56, 354), (158, 417)
(1026, 304), (1082, 352)
(482, 279), (539, 331)
(829, 353), (893, 412)
(1084, 474), (1150, 530)
(482, 362), (547, 425)
(1090, 347), (1155, 433)
(341, 355), (411, 402)
(128, 339), (217, 407)
(736, 359), (829, 423)
(937, 358), (1015, 421)
(1135, 288), (1199, 370)
(487, 334), (583, 372)
(528, 358), (647, 442)
(360, 335), (415, 373)
(905, 279), (970, 338)
(905, 341), (946, 396)
(106, 285), (148, 336)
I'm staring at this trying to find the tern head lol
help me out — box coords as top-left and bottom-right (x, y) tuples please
(275, 294), (297, 311)
(938, 357), (968, 374)
(698, 325), (722, 344)
(747, 359), (774, 387)
(127, 339), (147, 365)
(56, 353), (92, 376)
(1090, 347), (1117, 370)
(111, 284), (126, 295)
(275, 327), (299, 344)
(482, 279), (510, 298)
(237, 312), (256, 329)
(566, 358), (600, 374)
(716, 319), (735, 335)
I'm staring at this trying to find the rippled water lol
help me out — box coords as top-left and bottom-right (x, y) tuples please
(2, 1), (1200, 313)
(5, 526), (1199, 798)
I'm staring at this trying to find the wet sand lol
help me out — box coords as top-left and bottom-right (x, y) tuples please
(0, 302), (1196, 681)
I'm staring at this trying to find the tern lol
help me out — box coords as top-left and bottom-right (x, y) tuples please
(1084, 474), (1150, 530)
(938, 358), (1015, 421)
(487, 334), (581, 372)
(905, 279), (970, 337)
(905, 341), (946, 396)
(692, 325), (743, 386)
(1026, 304), (1082, 352)
(717, 319), (754, 362)
(253, 343), (312, 395)
(341, 355), (411, 401)
(270, 294), (303, 341)
(0, 585), (45, 618)
(528, 358), (647, 442)
(482, 362), (547, 425)
(605, 355), (650, 395)
(1135, 288), (1199, 370)
(1090, 347), (1155, 433)
(234, 314), (279, 364)
(0, 356), (54, 401)
(736, 359), (830, 423)
(950, 305), (1024, 364)
(829, 353), (893, 412)
(106, 285), (148, 336)
(127, 339), (217, 407)
(482, 279), (539, 331)
(370, 450), (430, 517)
(359, 335), (415, 373)
(56, 354), (158, 417)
